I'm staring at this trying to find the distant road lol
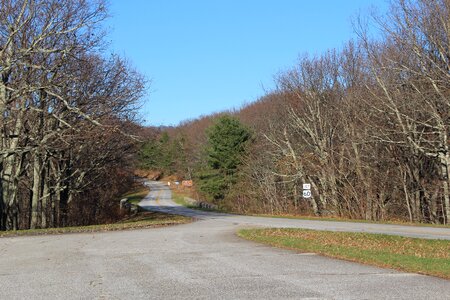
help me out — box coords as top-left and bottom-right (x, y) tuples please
(1, 180), (449, 299)
(142, 181), (450, 240)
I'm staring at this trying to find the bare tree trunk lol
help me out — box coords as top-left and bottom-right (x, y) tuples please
(400, 168), (413, 222)
(439, 152), (450, 224)
(3, 112), (25, 230)
(30, 155), (41, 229)
(41, 162), (49, 228)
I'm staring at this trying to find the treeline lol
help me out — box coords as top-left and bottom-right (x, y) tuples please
(0, 0), (145, 230)
(141, 0), (450, 224)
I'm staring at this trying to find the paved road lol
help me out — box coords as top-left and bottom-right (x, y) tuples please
(142, 181), (450, 240)
(0, 181), (449, 299)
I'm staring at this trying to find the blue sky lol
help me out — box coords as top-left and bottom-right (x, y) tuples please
(106, 0), (388, 126)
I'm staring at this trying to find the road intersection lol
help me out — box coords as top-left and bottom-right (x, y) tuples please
(1, 180), (449, 299)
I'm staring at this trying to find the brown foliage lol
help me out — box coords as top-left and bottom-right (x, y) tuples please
(0, 0), (146, 230)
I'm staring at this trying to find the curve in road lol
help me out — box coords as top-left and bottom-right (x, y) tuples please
(1, 180), (449, 299)
(140, 181), (450, 240)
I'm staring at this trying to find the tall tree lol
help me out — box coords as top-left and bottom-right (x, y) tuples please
(0, 0), (145, 230)
(197, 115), (252, 201)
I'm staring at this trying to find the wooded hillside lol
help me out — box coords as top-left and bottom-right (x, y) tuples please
(140, 0), (450, 224)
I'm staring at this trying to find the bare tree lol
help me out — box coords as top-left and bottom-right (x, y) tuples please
(0, 0), (146, 230)
(359, 0), (450, 223)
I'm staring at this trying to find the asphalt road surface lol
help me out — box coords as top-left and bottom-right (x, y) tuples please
(1, 181), (449, 299)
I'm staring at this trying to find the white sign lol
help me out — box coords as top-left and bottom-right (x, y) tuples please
(303, 183), (311, 190)
(303, 190), (312, 198)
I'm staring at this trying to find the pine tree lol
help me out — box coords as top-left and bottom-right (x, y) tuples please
(139, 132), (178, 174)
(197, 116), (252, 200)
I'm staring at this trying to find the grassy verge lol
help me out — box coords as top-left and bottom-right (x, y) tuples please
(122, 184), (149, 204)
(252, 213), (450, 228)
(0, 212), (192, 238)
(172, 193), (197, 208)
(238, 228), (450, 279)
(171, 189), (225, 212)
(168, 185), (448, 228)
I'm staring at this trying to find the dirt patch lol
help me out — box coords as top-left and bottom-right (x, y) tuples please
(134, 169), (162, 180)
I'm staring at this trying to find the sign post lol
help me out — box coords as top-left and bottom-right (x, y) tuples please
(302, 183), (311, 198)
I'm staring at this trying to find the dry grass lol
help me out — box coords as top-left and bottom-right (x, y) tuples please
(1, 212), (192, 238)
(238, 228), (450, 279)
(122, 183), (149, 204)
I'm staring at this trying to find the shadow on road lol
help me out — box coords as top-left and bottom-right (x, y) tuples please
(138, 179), (232, 219)
(139, 203), (232, 219)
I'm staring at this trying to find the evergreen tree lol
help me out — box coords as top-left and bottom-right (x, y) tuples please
(139, 132), (179, 174)
(139, 139), (161, 170)
(197, 116), (252, 200)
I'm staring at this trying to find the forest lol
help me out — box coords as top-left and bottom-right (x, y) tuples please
(140, 0), (450, 224)
(1, 0), (449, 231)
(0, 0), (146, 230)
